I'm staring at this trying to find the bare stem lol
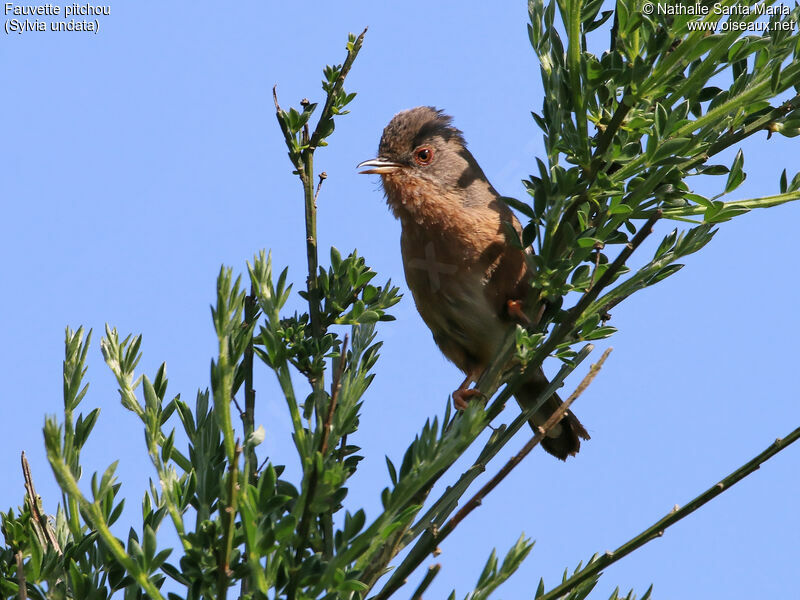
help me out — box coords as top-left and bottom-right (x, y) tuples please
(482, 211), (660, 427)
(314, 171), (328, 203)
(371, 349), (611, 600)
(410, 563), (441, 600)
(21, 452), (60, 554)
(15, 550), (27, 600)
(243, 284), (258, 485)
(440, 348), (610, 538)
(217, 442), (242, 600)
(321, 335), (348, 455)
(407, 344), (595, 543)
(538, 423), (800, 600)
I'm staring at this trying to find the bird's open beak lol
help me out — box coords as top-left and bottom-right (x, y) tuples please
(357, 158), (404, 175)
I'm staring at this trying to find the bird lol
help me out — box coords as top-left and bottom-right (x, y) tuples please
(357, 106), (589, 460)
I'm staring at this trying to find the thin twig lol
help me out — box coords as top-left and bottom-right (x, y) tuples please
(407, 344), (595, 543)
(243, 285), (259, 483)
(256, 455), (270, 475)
(568, 211), (661, 320)
(320, 335), (348, 558)
(272, 85), (280, 111)
(587, 93), (634, 177)
(439, 348), (611, 539)
(588, 244), (603, 290)
(410, 564), (441, 600)
(321, 335), (348, 455)
(314, 172), (327, 203)
(482, 210), (660, 426)
(366, 216), (658, 595)
(21, 452), (60, 554)
(240, 284), (258, 599)
(537, 423), (800, 600)
(293, 336), (350, 566)
(307, 28), (367, 150)
(231, 395), (244, 417)
(15, 550), (27, 600)
(282, 31), (366, 598)
(371, 349), (611, 600)
(216, 441), (242, 600)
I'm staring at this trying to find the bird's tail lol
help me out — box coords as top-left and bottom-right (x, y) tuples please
(515, 370), (590, 460)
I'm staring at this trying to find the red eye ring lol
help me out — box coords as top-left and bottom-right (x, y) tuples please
(413, 145), (434, 165)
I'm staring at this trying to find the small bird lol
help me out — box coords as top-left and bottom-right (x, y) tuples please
(358, 107), (589, 460)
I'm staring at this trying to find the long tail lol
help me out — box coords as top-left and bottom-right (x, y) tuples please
(514, 370), (590, 460)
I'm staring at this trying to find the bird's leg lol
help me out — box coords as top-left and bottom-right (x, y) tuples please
(506, 299), (531, 326)
(452, 372), (482, 411)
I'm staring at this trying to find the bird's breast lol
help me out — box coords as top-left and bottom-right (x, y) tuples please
(400, 227), (511, 373)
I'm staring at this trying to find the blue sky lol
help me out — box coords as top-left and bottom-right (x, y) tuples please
(3, 2), (799, 598)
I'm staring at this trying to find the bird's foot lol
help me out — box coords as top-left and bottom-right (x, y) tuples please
(452, 388), (482, 411)
(506, 299), (531, 325)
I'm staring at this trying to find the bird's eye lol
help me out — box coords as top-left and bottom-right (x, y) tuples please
(414, 146), (434, 166)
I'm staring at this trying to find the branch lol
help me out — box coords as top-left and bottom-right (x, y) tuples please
(569, 211), (661, 319)
(272, 85), (303, 175)
(217, 441), (242, 600)
(406, 344), (595, 543)
(15, 549), (26, 600)
(369, 213), (659, 585)
(482, 211), (660, 425)
(314, 171), (327, 203)
(242, 285), (258, 484)
(588, 93), (634, 177)
(655, 191), (800, 220)
(298, 335), (349, 562)
(371, 349), (611, 600)
(302, 137), (322, 344)
(21, 452), (61, 555)
(409, 564), (441, 600)
(321, 335), (348, 455)
(565, 0), (588, 164)
(308, 28), (367, 150)
(46, 443), (165, 600)
(538, 423), (800, 600)
(301, 30), (366, 354)
(439, 347), (611, 538)
(699, 93), (800, 162)
(291, 335), (352, 593)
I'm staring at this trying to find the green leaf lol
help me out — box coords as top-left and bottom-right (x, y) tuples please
(501, 195), (535, 218)
(577, 237), (602, 248)
(608, 203), (633, 217)
(654, 229), (678, 259)
(357, 310), (380, 324)
(724, 149), (745, 193)
(647, 264), (684, 284)
(583, 326), (617, 340)
(385, 456), (398, 486)
(695, 164), (729, 176)
(274, 515), (297, 543)
(650, 137), (692, 165)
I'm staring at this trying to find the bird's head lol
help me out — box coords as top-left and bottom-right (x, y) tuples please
(358, 107), (494, 218)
